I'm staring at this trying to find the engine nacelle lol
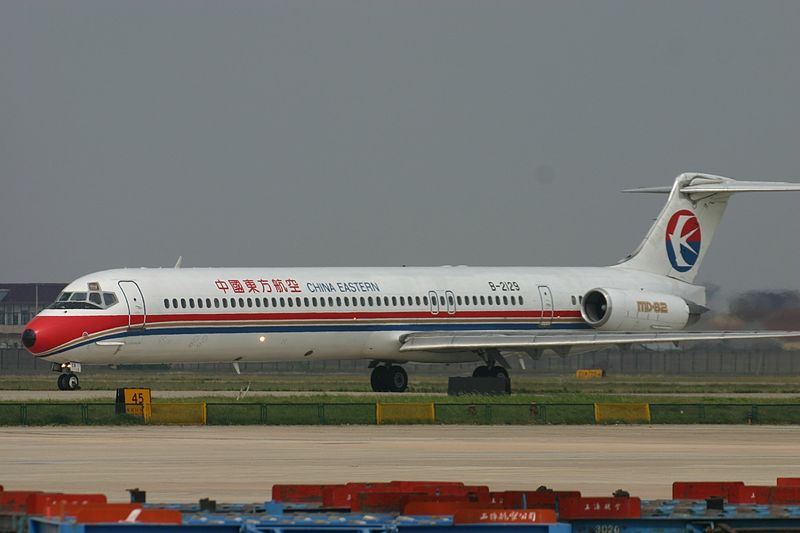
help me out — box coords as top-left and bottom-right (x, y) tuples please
(580, 288), (704, 331)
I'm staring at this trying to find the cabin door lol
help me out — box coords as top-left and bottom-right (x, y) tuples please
(538, 285), (554, 327)
(119, 281), (147, 329)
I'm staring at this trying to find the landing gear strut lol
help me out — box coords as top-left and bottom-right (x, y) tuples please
(53, 362), (81, 391)
(370, 364), (408, 393)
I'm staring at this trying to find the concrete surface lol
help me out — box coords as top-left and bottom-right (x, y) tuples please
(2, 425), (799, 503)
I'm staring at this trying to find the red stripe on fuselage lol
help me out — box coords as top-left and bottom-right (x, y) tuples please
(25, 309), (583, 355)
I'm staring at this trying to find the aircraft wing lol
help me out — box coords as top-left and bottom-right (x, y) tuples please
(399, 330), (800, 353)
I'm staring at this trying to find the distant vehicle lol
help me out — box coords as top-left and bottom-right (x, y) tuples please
(22, 173), (800, 391)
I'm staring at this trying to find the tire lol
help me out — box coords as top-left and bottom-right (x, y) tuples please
(65, 374), (80, 391)
(472, 365), (490, 378)
(388, 366), (408, 393)
(57, 373), (68, 390)
(370, 366), (390, 392)
(490, 366), (511, 394)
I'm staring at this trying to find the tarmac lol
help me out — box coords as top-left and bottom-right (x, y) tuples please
(3, 425), (799, 503)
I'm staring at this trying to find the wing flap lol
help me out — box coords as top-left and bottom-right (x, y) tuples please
(399, 330), (800, 353)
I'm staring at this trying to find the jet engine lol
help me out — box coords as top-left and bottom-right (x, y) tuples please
(580, 288), (706, 331)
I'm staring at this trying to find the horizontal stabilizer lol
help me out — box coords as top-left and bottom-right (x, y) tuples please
(400, 330), (800, 353)
(624, 174), (800, 195)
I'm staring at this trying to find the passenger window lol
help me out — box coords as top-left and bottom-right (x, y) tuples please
(198, 299), (203, 309)
(279, 297), (285, 307)
(440, 296), (445, 305)
(423, 296), (428, 305)
(571, 295), (577, 305)
(164, 299), (170, 309)
(239, 298), (245, 307)
(399, 296), (405, 306)
(344, 297), (350, 306)
(173, 298), (179, 308)
(495, 296), (501, 305)
(214, 298), (220, 308)
(320, 297), (326, 307)
(288, 298), (293, 307)
(579, 295), (583, 303)
(480, 296), (485, 305)
(304, 297), (310, 307)
(360, 297), (366, 306)
(296, 297), (302, 307)
(327, 297), (334, 306)
(247, 298), (252, 307)
(375, 297), (381, 307)
(368, 297), (373, 306)
(448, 295), (454, 306)
(189, 298), (195, 308)
(271, 298), (277, 307)
(472, 296), (478, 305)
(254, 298), (260, 307)
(312, 297), (317, 306)
(336, 297), (342, 306)
(392, 296), (397, 306)
(222, 299), (228, 308)
(511, 296), (516, 305)
(181, 298), (187, 308)
(519, 296), (524, 305)
(503, 296), (508, 305)
(230, 298), (236, 308)
(263, 298), (269, 307)
(456, 296), (462, 305)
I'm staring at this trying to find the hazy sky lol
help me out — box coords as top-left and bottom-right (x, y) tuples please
(2, 1), (800, 294)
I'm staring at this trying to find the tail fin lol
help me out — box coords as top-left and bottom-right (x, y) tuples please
(615, 173), (800, 283)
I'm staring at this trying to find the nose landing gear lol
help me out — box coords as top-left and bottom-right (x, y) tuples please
(370, 364), (408, 392)
(52, 362), (82, 391)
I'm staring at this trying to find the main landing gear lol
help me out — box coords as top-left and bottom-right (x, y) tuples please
(52, 362), (81, 391)
(370, 364), (408, 393)
(473, 348), (512, 394)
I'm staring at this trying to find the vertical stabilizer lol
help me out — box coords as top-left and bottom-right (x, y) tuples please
(615, 173), (800, 283)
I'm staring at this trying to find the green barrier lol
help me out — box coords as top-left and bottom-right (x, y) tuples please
(1, 402), (799, 425)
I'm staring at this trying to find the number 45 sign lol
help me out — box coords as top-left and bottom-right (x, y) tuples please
(115, 388), (152, 421)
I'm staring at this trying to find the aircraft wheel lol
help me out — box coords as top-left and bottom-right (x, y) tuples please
(472, 365), (490, 378)
(388, 365), (408, 393)
(370, 366), (390, 392)
(490, 366), (511, 394)
(65, 373), (80, 391)
(57, 373), (68, 390)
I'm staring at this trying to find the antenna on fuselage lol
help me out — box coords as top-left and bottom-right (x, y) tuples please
(174, 256), (183, 269)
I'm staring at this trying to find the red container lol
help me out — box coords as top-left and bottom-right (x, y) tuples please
(321, 485), (351, 508)
(672, 481), (744, 501)
(0, 491), (43, 512)
(26, 493), (107, 515)
(404, 500), (503, 515)
(558, 497), (641, 519)
(71, 504), (181, 524)
(730, 485), (772, 504)
(454, 508), (558, 524)
(777, 478), (800, 488)
(271, 484), (326, 503)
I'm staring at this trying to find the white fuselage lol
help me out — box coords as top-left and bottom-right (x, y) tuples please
(26, 266), (705, 366)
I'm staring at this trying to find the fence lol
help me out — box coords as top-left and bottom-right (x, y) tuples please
(1, 402), (799, 425)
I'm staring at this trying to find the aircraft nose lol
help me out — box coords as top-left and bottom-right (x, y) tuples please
(22, 328), (37, 349)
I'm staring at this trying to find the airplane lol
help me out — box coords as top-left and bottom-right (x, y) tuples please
(21, 172), (800, 391)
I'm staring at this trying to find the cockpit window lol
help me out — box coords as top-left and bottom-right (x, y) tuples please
(49, 290), (119, 310)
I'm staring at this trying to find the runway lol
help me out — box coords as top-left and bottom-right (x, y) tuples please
(3, 425), (799, 503)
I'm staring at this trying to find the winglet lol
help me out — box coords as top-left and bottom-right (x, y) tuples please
(174, 256), (183, 269)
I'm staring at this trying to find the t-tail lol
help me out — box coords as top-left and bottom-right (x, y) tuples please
(615, 172), (800, 283)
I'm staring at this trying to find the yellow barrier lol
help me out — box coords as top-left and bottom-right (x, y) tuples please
(594, 403), (651, 424)
(576, 369), (605, 379)
(376, 402), (435, 424)
(149, 403), (207, 425)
